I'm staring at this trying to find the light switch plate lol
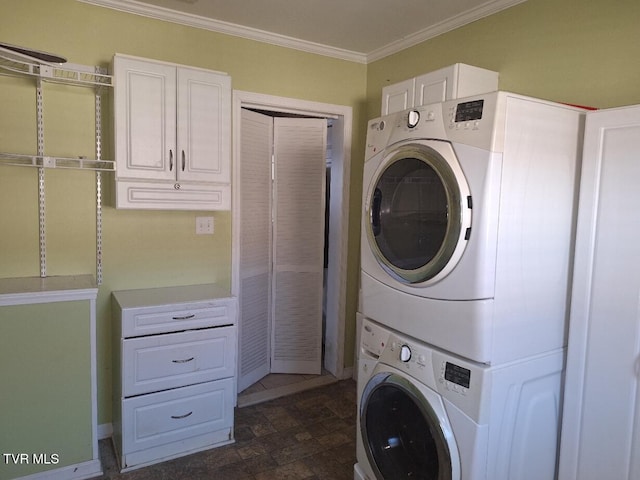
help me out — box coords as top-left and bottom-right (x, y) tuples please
(196, 216), (214, 234)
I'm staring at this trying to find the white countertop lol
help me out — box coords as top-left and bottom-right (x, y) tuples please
(0, 275), (98, 306)
(112, 283), (233, 309)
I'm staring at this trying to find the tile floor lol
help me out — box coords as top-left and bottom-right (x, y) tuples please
(98, 378), (357, 479)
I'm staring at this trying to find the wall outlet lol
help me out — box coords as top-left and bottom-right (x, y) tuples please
(196, 216), (214, 234)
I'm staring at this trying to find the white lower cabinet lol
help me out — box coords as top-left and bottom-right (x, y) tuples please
(112, 284), (237, 472)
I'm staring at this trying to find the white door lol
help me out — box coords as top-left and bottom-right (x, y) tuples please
(271, 117), (327, 374)
(237, 112), (327, 390)
(176, 67), (231, 184)
(237, 109), (273, 393)
(559, 104), (640, 480)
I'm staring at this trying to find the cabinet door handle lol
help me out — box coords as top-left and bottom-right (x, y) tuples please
(169, 149), (174, 171)
(181, 149), (186, 171)
(171, 411), (193, 420)
(172, 314), (195, 320)
(172, 357), (195, 364)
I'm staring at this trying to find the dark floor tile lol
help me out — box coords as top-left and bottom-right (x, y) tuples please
(201, 444), (244, 469)
(254, 459), (316, 480)
(270, 438), (326, 466)
(304, 454), (355, 480)
(202, 461), (257, 480)
(234, 424), (257, 442)
(98, 379), (357, 480)
(236, 439), (269, 460)
(238, 451), (280, 475)
(316, 430), (352, 448)
(260, 405), (301, 430)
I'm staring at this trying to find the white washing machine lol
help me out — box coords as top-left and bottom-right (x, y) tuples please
(354, 316), (565, 480)
(360, 91), (585, 364)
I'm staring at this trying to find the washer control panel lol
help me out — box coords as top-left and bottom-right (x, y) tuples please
(360, 319), (389, 358)
(360, 318), (489, 423)
(440, 361), (471, 395)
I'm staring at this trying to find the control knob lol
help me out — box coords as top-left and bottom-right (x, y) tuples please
(407, 110), (420, 128)
(400, 345), (412, 362)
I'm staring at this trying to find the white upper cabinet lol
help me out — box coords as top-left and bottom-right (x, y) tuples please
(113, 54), (231, 210)
(381, 63), (499, 115)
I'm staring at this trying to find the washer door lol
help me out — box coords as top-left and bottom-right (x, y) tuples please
(366, 141), (471, 284)
(360, 370), (459, 480)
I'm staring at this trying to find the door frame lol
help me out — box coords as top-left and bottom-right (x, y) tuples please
(232, 90), (352, 380)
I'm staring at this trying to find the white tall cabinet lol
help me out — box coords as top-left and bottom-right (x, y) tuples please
(559, 104), (640, 480)
(113, 54), (231, 210)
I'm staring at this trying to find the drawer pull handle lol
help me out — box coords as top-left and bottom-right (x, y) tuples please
(172, 314), (195, 320)
(171, 411), (193, 420)
(172, 357), (195, 364)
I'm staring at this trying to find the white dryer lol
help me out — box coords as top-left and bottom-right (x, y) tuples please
(354, 317), (565, 480)
(360, 91), (585, 364)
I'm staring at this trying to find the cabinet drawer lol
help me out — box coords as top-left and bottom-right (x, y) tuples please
(122, 379), (234, 455)
(122, 300), (235, 337)
(122, 326), (235, 396)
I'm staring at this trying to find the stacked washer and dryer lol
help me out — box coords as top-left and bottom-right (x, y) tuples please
(355, 91), (585, 480)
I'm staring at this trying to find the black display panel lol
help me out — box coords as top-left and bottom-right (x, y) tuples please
(444, 362), (471, 388)
(455, 99), (484, 122)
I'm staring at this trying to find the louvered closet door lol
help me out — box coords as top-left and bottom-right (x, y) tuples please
(272, 118), (327, 374)
(237, 109), (273, 392)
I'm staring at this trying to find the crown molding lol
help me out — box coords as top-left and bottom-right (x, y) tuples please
(78, 0), (526, 65)
(366, 0), (527, 63)
(77, 0), (368, 63)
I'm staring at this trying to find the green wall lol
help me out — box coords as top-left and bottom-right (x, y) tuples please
(367, 0), (640, 118)
(0, 301), (92, 478)
(1, 0), (640, 432)
(0, 0), (367, 428)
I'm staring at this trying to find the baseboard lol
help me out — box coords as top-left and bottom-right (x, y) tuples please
(98, 423), (113, 440)
(342, 366), (355, 381)
(11, 459), (102, 480)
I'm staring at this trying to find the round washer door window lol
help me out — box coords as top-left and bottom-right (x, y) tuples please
(366, 142), (470, 284)
(361, 373), (454, 480)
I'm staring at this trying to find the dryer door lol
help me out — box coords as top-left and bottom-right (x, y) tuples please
(360, 370), (460, 480)
(366, 141), (471, 284)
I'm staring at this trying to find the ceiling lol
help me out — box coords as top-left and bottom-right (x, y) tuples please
(81, 0), (526, 63)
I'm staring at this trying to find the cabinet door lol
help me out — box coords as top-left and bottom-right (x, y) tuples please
(381, 78), (415, 115)
(114, 56), (176, 181)
(177, 67), (231, 184)
(414, 67), (451, 106)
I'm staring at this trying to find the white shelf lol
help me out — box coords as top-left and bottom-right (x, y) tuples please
(0, 45), (112, 88)
(0, 274), (97, 306)
(0, 44), (113, 283)
(0, 152), (115, 171)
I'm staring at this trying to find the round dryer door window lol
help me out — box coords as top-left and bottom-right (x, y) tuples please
(361, 372), (454, 480)
(367, 142), (471, 284)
